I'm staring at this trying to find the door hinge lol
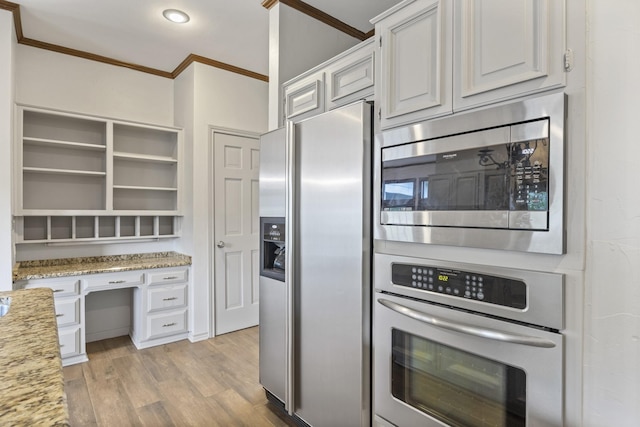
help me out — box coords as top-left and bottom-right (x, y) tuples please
(378, 108), (382, 120)
(563, 48), (574, 72)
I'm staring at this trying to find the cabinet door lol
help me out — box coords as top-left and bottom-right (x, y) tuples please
(283, 71), (325, 123)
(325, 39), (375, 110)
(453, 0), (566, 111)
(376, 0), (453, 129)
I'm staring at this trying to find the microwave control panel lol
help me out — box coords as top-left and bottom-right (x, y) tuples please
(391, 263), (527, 309)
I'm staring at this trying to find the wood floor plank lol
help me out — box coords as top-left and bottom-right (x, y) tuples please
(111, 353), (163, 408)
(136, 401), (176, 427)
(64, 377), (98, 426)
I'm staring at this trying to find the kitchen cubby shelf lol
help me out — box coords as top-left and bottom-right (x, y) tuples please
(15, 105), (183, 243)
(14, 215), (180, 244)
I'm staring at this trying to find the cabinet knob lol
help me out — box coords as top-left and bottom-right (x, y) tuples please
(216, 241), (225, 248)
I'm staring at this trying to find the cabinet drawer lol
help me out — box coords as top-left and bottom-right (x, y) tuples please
(58, 326), (82, 358)
(147, 268), (188, 286)
(146, 309), (187, 340)
(85, 271), (144, 290)
(24, 279), (81, 297)
(147, 284), (187, 313)
(55, 297), (81, 327)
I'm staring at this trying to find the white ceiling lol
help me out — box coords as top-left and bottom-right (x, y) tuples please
(13, 0), (400, 77)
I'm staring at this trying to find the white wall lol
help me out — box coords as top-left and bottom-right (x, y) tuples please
(583, 1), (640, 425)
(175, 62), (268, 341)
(16, 45), (174, 125)
(268, 3), (360, 130)
(0, 10), (15, 291)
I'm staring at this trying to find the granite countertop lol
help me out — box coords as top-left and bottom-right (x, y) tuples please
(13, 251), (192, 282)
(0, 288), (69, 426)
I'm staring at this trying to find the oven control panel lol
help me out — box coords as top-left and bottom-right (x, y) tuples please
(391, 263), (526, 309)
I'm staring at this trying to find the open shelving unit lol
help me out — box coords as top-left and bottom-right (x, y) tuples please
(14, 106), (183, 244)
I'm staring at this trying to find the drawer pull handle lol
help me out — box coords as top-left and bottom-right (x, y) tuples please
(163, 276), (179, 280)
(108, 280), (127, 284)
(163, 297), (178, 301)
(53, 289), (65, 293)
(162, 322), (177, 327)
(56, 313), (64, 317)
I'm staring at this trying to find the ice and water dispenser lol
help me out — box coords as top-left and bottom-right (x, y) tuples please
(260, 217), (285, 282)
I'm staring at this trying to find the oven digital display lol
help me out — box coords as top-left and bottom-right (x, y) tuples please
(391, 263), (527, 309)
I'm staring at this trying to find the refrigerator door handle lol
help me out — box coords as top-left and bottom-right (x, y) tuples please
(284, 119), (295, 415)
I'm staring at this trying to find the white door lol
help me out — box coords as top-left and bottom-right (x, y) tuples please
(212, 129), (260, 335)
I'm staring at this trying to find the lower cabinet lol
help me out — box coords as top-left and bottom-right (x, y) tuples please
(19, 266), (190, 366)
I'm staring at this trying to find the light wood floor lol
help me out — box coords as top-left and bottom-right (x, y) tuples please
(63, 327), (296, 426)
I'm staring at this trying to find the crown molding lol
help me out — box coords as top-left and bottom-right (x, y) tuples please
(262, 0), (371, 41)
(261, 0), (278, 10)
(0, 0), (269, 82)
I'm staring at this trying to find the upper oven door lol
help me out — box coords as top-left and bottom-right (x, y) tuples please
(374, 293), (563, 427)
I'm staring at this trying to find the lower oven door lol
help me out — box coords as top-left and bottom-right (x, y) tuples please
(374, 293), (563, 427)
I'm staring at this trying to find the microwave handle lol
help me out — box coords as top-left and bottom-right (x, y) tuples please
(378, 298), (556, 348)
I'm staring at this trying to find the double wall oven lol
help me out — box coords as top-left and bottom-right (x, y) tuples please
(372, 93), (568, 427)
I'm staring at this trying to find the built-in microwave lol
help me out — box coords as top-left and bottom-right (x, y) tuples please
(375, 92), (566, 254)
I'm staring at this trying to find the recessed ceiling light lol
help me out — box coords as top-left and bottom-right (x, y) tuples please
(163, 9), (190, 24)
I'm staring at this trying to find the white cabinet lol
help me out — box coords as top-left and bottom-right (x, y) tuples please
(23, 277), (86, 365)
(284, 71), (325, 122)
(14, 106), (183, 244)
(17, 265), (190, 366)
(283, 38), (375, 123)
(374, 0), (453, 129)
(372, 0), (567, 129)
(131, 266), (190, 349)
(453, 0), (566, 111)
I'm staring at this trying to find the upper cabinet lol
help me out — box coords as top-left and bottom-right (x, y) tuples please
(15, 106), (183, 216)
(373, 0), (567, 130)
(453, 0), (566, 111)
(283, 38), (375, 123)
(373, 0), (453, 130)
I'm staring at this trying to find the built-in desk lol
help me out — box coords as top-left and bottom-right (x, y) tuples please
(13, 252), (191, 366)
(0, 288), (69, 425)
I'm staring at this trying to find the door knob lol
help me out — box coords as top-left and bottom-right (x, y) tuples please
(216, 241), (225, 248)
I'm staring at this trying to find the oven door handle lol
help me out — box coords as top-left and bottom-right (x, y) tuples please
(378, 298), (556, 348)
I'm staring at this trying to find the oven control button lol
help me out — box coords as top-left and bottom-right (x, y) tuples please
(417, 269), (423, 274)
(477, 292), (485, 300)
(428, 284), (434, 290)
(428, 277), (433, 283)
(445, 287), (451, 293)
(428, 269), (433, 276)
(417, 275), (422, 281)
(464, 290), (471, 297)
(412, 267), (417, 273)
(412, 274), (417, 280)
(411, 281), (417, 287)
(438, 286), (444, 292)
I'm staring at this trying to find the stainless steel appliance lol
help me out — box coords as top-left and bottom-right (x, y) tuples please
(259, 102), (372, 426)
(373, 253), (564, 427)
(375, 92), (566, 254)
(259, 128), (287, 404)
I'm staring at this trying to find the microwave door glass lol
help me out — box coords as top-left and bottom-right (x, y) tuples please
(381, 143), (511, 212)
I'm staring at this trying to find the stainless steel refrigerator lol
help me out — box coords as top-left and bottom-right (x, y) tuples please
(259, 101), (372, 427)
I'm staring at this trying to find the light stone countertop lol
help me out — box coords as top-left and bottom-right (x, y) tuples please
(0, 288), (69, 426)
(13, 251), (192, 283)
